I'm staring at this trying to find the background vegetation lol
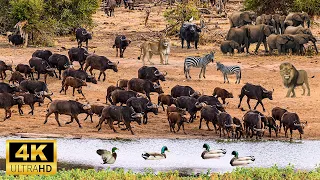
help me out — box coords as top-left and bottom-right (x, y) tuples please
(244, 0), (320, 16)
(1, 166), (320, 180)
(1, 0), (100, 46)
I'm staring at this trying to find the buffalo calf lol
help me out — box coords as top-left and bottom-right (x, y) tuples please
(60, 77), (87, 97)
(168, 112), (188, 134)
(213, 87), (233, 104)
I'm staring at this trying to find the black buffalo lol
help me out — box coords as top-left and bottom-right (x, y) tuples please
(62, 68), (97, 85)
(199, 105), (219, 131)
(109, 89), (138, 105)
(113, 35), (131, 58)
(32, 50), (53, 62)
(48, 54), (71, 79)
(68, 47), (89, 70)
(96, 105), (143, 135)
(126, 97), (158, 124)
(75, 28), (92, 48)
(19, 80), (53, 102)
(15, 64), (35, 79)
(243, 111), (264, 139)
(29, 57), (55, 83)
(0, 60), (13, 80)
(44, 100), (92, 128)
(138, 66), (167, 85)
(197, 95), (225, 112)
(84, 54), (118, 81)
(15, 92), (44, 115)
(0, 93), (24, 120)
(127, 78), (163, 100)
(0, 82), (20, 93)
(282, 112), (306, 140)
(8, 34), (23, 46)
(180, 22), (201, 49)
(171, 85), (200, 99)
(238, 83), (273, 112)
(174, 96), (207, 122)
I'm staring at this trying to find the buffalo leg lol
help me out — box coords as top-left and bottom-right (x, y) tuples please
(72, 87), (75, 96)
(143, 113), (148, 124)
(103, 71), (106, 81)
(53, 70), (58, 78)
(246, 98), (251, 110)
(86, 40), (88, 49)
(54, 113), (61, 126)
(169, 121), (172, 132)
(58, 70), (62, 80)
(187, 41), (191, 49)
(98, 72), (102, 81)
(238, 94), (244, 109)
(97, 116), (105, 131)
(284, 126), (288, 138)
(212, 122), (217, 133)
(195, 41), (198, 49)
(206, 120), (212, 131)
(290, 128), (293, 140)
(18, 104), (23, 115)
(89, 67), (94, 75)
(74, 116), (82, 128)
(199, 117), (203, 129)
(44, 74), (48, 83)
(108, 119), (117, 133)
(37, 72), (40, 80)
(29, 104), (34, 115)
(64, 85), (68, 95)
(269, 127), (272, 137)
(66, 117), (74, 124)
(181, 39), (184, 48)
(116, 47), (119, 57)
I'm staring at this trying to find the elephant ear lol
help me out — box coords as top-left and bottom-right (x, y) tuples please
(278, 35), (290, 44)
(292, 14), (303, 22)
(296, 35), (309, 44)
(241, 12), (251, 23)
(263, 25), (272, 36)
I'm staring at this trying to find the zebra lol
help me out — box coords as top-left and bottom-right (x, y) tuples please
(216, 61), (241, 84)
(184, 51), (215, 79)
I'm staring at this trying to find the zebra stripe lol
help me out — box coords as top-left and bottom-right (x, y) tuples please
(216, 62), (241, 84)
(184, 51), (215, 79)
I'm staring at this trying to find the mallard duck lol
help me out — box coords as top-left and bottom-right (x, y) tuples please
(96, 147), (118, 164)
(201, 143), (226, 159)
(142, 146), (169, 160)
(230, 151), (255, 166)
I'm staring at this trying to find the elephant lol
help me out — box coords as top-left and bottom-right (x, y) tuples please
(272, 14), (286, 34)
(284, 26), (313, 35)
(267, 34), (295, 55)
(247, 24), (274, 53)
(220, 40), (240, 55)
(229, 11), (257, 28)
(256, 14), (275, 26)
(291, 34), (318, 55)
(226, 26), (250, 53)
(285, 12), (310, 28)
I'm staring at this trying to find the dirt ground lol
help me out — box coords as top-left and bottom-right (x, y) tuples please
(0, 4), (319, 140)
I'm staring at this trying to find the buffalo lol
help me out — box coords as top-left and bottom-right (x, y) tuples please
(48, 54), (71, 79)
(15, 92), (44, 115)
(180, 22), (201, 49)
(243, 111), (264, 139)
(60, 77), (87, 97)
(68, 47), (89, 70)
(217, 112), (237, 138)
(0, 82), (20, 93)
(233, 117), (243, 139)
(0, 93), (24, 120)
(44, 100), (92, 128)
(199, 105), (219, 131)
(75, 28), (92, 48)
(109, 89), (138, 105)
(271, 107), (288, 132)
(29, 57), (55, 83)
(171, 85), (200, 99)
(138, 66), (167, 85)
(238, 83), (273, 112)
(62, 68), (97, 85)
(113, 35), (131, 58)
(84, 104), (105, 123)
(9, 71), (25, 84)
(197, 95), (225, 112)
(174, 96), (206, 122)
(126, 97), (158, 124)
(212, 87), (233, 104)
(127, 78), (163, 100)
(0, 60), (13, 80)
(19, 80), (53, 102)
(167, 112), (188, 134)
(106, 85), (124, 103)
(84, 54), (118, 81)
(32, 50), (52, 62)
(281, 112), (306, 140)
(116, 79), (129, 89)
(15, 64), (35, 79)
(158, 94), (175, 111)
(8, 34), (23, 46)
(96, 105), (143, 135)
(265, 116), (279, 137)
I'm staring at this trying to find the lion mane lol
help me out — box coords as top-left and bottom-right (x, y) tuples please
(280, 62), (299, 88)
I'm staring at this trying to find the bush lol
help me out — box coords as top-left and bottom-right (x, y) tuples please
(2, 0), (100, 46)
(244, 0), (320, 16)
(163, 0), (200, 35)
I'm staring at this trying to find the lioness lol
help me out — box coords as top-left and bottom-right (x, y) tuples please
(138, 37), (170, 65)
(280, 62), (310, 97)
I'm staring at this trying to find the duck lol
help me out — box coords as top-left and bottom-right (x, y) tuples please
(142, 146), (169, 160)
(96, 147), (118, 164)
(230, 151), (255, 166)
(201, 143), (226, 159)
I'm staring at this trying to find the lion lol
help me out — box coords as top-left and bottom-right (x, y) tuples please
(137, 37), (170, 65)
(280, 62), (310, 97)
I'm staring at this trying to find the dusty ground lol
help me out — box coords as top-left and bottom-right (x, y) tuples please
(0, 4), (319, 140)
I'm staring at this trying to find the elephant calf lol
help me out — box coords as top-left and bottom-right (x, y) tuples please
(220, 40), (240, 55)
(267, 34), (295, 55)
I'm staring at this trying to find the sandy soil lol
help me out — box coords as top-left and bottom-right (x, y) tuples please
(0, 4), (319, 140)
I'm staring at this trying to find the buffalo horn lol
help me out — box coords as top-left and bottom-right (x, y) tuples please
(82, 31), (88, 35)
(154, 70), (161, 76)
(224, 124), (233, 127)
(153, 83), (160, 89)
(294, 123), (303, 127)
(253, 128), (264, 132)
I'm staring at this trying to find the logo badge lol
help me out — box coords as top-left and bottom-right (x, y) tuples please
(6, 140), (57, 175)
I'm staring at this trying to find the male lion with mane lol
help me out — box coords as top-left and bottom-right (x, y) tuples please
(280, 62), (310, 97)
(138, 37), (170, 65)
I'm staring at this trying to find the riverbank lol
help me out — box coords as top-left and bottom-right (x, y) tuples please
(1, 166), (320, 180)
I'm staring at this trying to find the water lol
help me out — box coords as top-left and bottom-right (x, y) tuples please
(0, 137), (319, 174)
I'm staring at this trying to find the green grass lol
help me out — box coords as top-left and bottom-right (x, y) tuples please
(1, 166), (320, 180)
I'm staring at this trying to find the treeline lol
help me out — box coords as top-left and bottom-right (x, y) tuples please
(0, 0), (100, 46)
(244, 0), (320, 16)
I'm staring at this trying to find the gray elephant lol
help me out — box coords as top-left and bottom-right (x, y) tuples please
(229, 11), (257, 28)
(284, 26), (313, 35)
(267, 34), (295, 55)
(247, 24), (274, 53)
(256, 14), (275, 26)
(291, 34), (318, 55)
(220, 40), (240, 55)
(272, 14), (286, 34)
(285, 12), (310, 28)
(226, 27), (250, 53)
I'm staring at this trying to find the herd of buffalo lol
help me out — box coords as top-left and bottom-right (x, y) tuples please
(0, 49), (307, 140)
